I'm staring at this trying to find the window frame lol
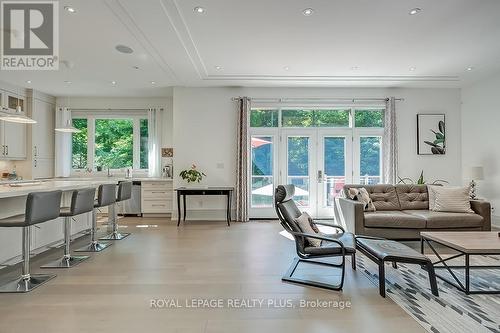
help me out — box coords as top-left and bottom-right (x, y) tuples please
(71, 112), (149, 172)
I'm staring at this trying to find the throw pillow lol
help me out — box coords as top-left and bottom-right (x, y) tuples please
(427, 185), (438, 210)
(303, 211), (320, 233)
(294, 213), (321, 247)
(431, 186), (474, 213)
(347, 187), (376, 212)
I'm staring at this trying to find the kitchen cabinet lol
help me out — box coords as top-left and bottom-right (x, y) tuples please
(31, 99), (55, 159)
(0, 121), (27, 159)
(141, 181), (173, 216)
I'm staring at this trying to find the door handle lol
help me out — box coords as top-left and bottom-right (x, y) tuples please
(317, 170), (323, 183)
(5, 145), (8, 156)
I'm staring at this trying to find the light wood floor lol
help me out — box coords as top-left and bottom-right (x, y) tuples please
(0, 218), (425, 333)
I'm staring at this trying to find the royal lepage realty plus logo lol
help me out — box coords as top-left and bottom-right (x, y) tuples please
(1, 1), (58, 70)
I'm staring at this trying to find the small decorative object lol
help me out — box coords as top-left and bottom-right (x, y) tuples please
(469, 166), (484, 199)
(179, 164), (206, 183)
(398, 170), (448, 185)
(417, 114), (446, 155)
(162, 148), (173, 158)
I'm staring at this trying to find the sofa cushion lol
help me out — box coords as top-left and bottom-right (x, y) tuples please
(364, 211), (426, 229)
(403, 210), (484, 229)
(396, 185), (429, 210)
(344, 184), (400, 211)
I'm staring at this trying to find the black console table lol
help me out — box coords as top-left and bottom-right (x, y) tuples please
(175, 187), (234, 226)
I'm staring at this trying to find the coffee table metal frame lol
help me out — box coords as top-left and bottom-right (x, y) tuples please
(421, 235), (500, 295)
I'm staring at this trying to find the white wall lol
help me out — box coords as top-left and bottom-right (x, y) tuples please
(173, 86), (462, 219)
(461, 73), (500, 225)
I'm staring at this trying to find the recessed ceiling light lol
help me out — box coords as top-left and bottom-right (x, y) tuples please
(115, 45), (134, 54)
(409, 66), (416, 71)
(64, 6), (76, 13)
(194, 6), (205, 14)
(64, 80), (72, 84)
(302, 8), (314, 16)
(111, 81), (117, 85)
(409, 8), (421, 15)
(351, 66), (359, 70)
(151, 81), (156, 85)
(283, 66), (290, 71)
(466, 66), (474, 71)
(214, 65), (223, 70)
(132, 65), (140, 70)
(26, 80), (32, 84)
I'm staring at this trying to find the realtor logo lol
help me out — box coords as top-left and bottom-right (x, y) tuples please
(1, 1), (59, 70)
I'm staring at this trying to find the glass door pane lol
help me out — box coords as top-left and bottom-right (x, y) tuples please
(251, 136), (274, 208)
(287, 136), (310, 206)
(323, 137), (346, 207)
(359, 136), (382, 185)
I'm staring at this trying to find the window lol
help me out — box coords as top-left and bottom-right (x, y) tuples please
(72, 119), (88, 169)
(71, 116), (149, 171)
(281, 109), (350, 127)
(140, 119), (149, 169)
(95, 119), (134, 169)
(355, 109), (384, 127)
(250, 109), (279, 127)
(360, 136), (382, 185)
(251, 136), (274, 207)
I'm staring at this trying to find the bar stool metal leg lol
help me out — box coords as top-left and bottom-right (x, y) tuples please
(74, 209), (112, 252)
(99, 203), (130, 240)
(41, 217), (89, 268)
(0, 227), (56, 293)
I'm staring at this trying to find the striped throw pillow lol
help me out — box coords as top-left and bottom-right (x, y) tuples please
(431, 186), (474, 213)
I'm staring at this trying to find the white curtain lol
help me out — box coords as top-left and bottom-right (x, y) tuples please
(235, 97), (251, 222)
(382, 97), (398, 184)
(148, 107), (162, 177)
(54, 107), (72, 177)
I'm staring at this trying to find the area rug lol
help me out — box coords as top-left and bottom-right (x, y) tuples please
(357, 254), (500, 333)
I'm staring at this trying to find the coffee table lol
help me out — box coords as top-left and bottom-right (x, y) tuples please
(421, 231), (500, 295)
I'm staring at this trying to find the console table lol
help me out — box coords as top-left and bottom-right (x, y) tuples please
(175, 187), (234, 226)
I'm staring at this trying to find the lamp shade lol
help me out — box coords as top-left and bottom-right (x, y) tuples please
(470, 166), (484, 180)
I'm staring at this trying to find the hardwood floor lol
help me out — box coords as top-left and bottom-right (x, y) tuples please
(0, 218), (425, 333)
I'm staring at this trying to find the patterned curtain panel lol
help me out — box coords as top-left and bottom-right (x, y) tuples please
(235, 97), (251, 222)
(382, 97), (398, 184)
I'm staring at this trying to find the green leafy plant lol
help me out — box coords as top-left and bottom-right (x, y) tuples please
(424, 120), (445, 154)
(179, 164), (206, 183)
(398, 170), (448, 185)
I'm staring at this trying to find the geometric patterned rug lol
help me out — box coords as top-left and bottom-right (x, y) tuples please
(357, 254), (500, 333)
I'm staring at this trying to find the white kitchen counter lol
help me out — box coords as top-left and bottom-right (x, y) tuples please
(0, 179), (119, 199)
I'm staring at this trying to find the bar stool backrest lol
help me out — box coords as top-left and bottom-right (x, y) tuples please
(70, 188), (96, 216)
(25, 190), (63, 225)
(96, 184), (116, 207)
(117, 181), (132, 202)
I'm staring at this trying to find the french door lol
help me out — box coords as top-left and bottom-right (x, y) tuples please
(279, 129), (352, 217)
(250, 129), (382, 218)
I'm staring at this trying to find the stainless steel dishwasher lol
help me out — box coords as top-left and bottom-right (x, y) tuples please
(118, 181), (142, 216)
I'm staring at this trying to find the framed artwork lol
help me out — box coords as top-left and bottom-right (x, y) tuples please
(417, 114), (446, 155)
(162, 148), (173, 157)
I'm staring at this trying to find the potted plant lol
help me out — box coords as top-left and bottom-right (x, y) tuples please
(179, 164), (206, 184)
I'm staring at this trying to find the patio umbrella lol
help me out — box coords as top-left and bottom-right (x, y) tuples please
(251, 183), (309, 196)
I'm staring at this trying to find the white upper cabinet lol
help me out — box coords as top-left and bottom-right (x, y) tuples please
(32, 99), (55, 159)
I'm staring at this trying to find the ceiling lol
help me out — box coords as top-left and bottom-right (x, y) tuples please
(1, 0), (500, 97)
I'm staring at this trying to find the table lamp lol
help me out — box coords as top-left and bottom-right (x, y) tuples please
(469, 166), (484, 199)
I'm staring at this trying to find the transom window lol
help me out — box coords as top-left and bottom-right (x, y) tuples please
(72, 115), (148, 171)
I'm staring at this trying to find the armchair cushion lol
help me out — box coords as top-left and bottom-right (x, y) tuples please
(304, 232), (356, 255)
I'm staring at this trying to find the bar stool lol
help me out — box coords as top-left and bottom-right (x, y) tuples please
(74, 184), (115, 252)
(41, 188), (96, 268)
(100, 181), (132, 240)
(0, 190), (62, 293)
